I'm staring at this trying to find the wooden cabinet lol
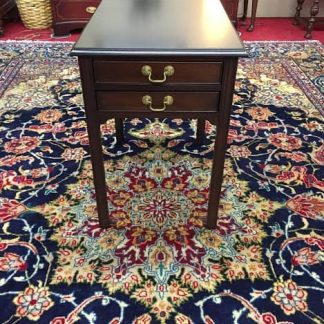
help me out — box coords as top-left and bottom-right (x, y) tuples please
(220, 0), (239, 27)
(51, 0), (239, 37)
(50, 0), (101, 37)
(0, 0), (18, 36)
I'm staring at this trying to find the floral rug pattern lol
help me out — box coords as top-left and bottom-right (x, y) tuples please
(0, 40), (323, 323)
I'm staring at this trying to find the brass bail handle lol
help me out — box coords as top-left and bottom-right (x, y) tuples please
(86, 6), (97, 14)
(141, 65), (175, 84)
(142, 95), (174, 112)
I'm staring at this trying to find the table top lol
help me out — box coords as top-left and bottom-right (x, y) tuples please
(71, 0), (246, 57)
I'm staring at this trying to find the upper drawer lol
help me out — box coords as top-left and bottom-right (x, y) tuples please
(52, 0), (100, 21)
(93, 61), (223, 85)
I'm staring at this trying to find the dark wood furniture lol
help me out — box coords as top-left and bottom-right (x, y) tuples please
(50, 0), (241, 37)
(220, 0), (240, 27)
(71, 0), (246, 229)
(50, 0), (101, 37)
(294, 0), (322, 39)
(242, 0), (259, 31)
(0, 0), (18, 36)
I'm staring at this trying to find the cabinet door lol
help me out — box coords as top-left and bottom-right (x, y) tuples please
(220, 0), (239, 26)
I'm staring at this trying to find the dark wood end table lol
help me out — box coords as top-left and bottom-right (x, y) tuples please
(71, 0), (247, 229)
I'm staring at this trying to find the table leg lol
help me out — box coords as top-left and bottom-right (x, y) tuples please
(87, 121), (110, 228)
(206, 59), (238, 229)
(79, 58), (110, 228)
(247, 0), (258, 31)
(115, 118), (124, 143)
(196, 119), (205, 145)
(305, 0), (319, 39)
(0, 19), (4, 36)
(206, 120), (229, 229)
(293, 0), (305, 25)
(242, 0), (248, 21)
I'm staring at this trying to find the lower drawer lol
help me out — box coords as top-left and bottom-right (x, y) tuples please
(96, 92), (220, 113)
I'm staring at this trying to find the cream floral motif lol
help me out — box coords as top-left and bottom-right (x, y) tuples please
(271, 279), (308, 315)
(13, 285), (54, 321)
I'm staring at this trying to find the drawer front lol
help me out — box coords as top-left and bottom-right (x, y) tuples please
(96, 92), (220, 112)
(93, 61), (223, 85)
(52, 0), (100, 21)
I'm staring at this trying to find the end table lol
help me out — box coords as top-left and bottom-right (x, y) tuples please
(71, 0), (247, 229)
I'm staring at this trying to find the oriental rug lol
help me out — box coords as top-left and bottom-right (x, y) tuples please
(0, 40), (323, 324)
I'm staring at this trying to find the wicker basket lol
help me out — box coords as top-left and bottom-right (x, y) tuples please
(16, 0), (53, 29)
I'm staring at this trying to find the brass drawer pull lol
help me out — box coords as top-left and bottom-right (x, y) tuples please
(141, 65), (174, 84)
(142, 95), (174, 112)
(86, 6), (97, 14)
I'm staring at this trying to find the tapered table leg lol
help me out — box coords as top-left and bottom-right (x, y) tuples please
(206, 117), (229, 229)
(206, 59), (238, 229)
(86, 120), (110, 228)
(0, 19), (4, 36)
(79, 58), (110, 228)
(196, 119), (206, 145)
(115, 118), (124, 143)
(242, 0), (248, 21)
(247, 0), (258, 31)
